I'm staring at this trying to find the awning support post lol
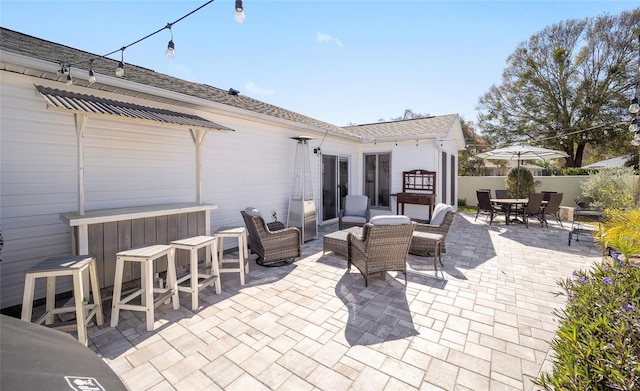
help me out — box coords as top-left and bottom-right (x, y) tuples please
(190, 129), (208, 204)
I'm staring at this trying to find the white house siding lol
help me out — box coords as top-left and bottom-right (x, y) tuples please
(1, 72), (463, 310)
(358, 139), (441, 220)
(0, 73), (324, 309)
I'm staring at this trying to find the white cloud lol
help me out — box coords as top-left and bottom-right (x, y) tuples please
(316, 32), (344, 48)
(244, 81), (275, 95)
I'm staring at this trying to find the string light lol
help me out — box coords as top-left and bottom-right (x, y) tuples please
(235, 0), (245, 23)
(66, 68), (73, 85)
(166, 23), (175, 59)
(631, 32), (640, 147)
(88, 60), (96, 84)
(115, 48), (125, 77)
(54, 0), (242, 84)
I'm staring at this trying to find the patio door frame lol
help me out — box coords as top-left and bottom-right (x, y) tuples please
(363, 152), (391, 210)
(321, 154), (350, 223)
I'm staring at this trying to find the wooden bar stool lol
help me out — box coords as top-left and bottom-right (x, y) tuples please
(110, 245), (179, 331)
(21, 255), (104, 346)
(171, 235), (221, 310)
(215, 227), (249, 285)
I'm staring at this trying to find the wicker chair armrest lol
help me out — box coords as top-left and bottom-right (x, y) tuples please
(265, 226), (300, 238)
(267, 221), (286, 231)
(347, 232), (367, 259)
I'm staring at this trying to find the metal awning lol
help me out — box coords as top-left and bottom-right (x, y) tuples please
(35, 84), (235, 132)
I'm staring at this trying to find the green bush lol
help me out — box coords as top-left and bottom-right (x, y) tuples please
(561, 167), (599, 176)
(506, 166), (534, 198)
(533, 262), (640, 390)
(594, 209), (640, 262)
(580, 167), (637, 210)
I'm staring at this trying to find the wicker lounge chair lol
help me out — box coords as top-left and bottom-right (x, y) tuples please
(347, 215), (414, 287)
(240, 209), (301, 266)
(410, 203), (455, 255)
(338, 195), (370, 230)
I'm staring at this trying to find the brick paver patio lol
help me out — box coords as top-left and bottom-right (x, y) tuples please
(84, 212), (602, 390)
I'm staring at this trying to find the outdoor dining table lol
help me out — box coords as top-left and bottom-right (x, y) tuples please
(491, 198), (549, 225)
(490, 198), (528, 225)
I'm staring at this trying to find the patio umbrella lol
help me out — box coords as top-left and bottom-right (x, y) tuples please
(476, 144), (569, 197)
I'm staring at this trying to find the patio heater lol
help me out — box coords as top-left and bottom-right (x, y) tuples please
(287, 136), (317, 242)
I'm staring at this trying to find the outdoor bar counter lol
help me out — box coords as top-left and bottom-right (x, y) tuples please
(60, 203), (218, 289)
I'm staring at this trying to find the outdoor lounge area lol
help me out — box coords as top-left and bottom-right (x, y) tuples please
(24, 211), (603, 391)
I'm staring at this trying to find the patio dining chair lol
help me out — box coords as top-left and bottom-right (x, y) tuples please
(520, 192), (545, 228)
(495, 189), (509, 199)
(541, 192), (563, 227)
(475, 190), (504, 225)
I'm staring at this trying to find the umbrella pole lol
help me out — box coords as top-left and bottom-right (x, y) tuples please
(516, 155), (521, 198)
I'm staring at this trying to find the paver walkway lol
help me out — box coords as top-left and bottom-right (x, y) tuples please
(85, 212), (602, 390)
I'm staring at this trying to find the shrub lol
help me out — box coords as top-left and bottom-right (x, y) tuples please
(506, 166), (534, 198)
(580, 167), (637, 210)
(533, 262), (640, 390)
(561, 167), (599, 176)
(594, 209), (640, 262)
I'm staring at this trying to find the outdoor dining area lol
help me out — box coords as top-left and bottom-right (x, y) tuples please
(475, 189), (564, 228)
(12, 204), (605, 391)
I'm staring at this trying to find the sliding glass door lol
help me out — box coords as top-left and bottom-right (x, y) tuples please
(364, 153), (390, 208)
(322, 155), (349, 222)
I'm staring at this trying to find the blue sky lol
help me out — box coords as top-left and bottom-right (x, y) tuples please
(1, 1), (636, 126)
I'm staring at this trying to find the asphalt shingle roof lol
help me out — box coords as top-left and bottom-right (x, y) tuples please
(1, 27), (460, 141)
(343, 115), (459, 139)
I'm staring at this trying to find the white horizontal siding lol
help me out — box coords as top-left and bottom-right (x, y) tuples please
(0, 72), (324, 308)
(1, 70), (460, 309)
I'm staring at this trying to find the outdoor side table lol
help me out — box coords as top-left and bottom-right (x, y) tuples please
(21, 255), (104, 346)
(411, 232), (444, 272)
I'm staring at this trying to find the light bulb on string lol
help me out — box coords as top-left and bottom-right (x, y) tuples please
(235, 0), (245, 23)
(116, 61), (125, 77)
(630, 96), (640, 114)
(630, 118), (639, 133)
(166, 40), (175, 58)
(166, 24), (175, 59)
(88, 60), (96, 84)
(115, 48), (125, 77)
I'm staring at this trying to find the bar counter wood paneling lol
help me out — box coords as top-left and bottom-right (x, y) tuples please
(60, 203), (217, 289)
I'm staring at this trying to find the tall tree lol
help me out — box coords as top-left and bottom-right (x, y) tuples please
(477, 9), (640, 167)
(458, 119), (489, 176)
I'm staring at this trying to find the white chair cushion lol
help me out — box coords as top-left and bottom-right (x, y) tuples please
(369, 215), (411, 226)
(430, 203), (453, 226)
(244, 207), (262, 218)
(344, 195), (368, 216)
(341, 216), (367, 224)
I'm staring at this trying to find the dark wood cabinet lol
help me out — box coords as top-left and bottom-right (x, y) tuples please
(393, 170), (437, 221)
